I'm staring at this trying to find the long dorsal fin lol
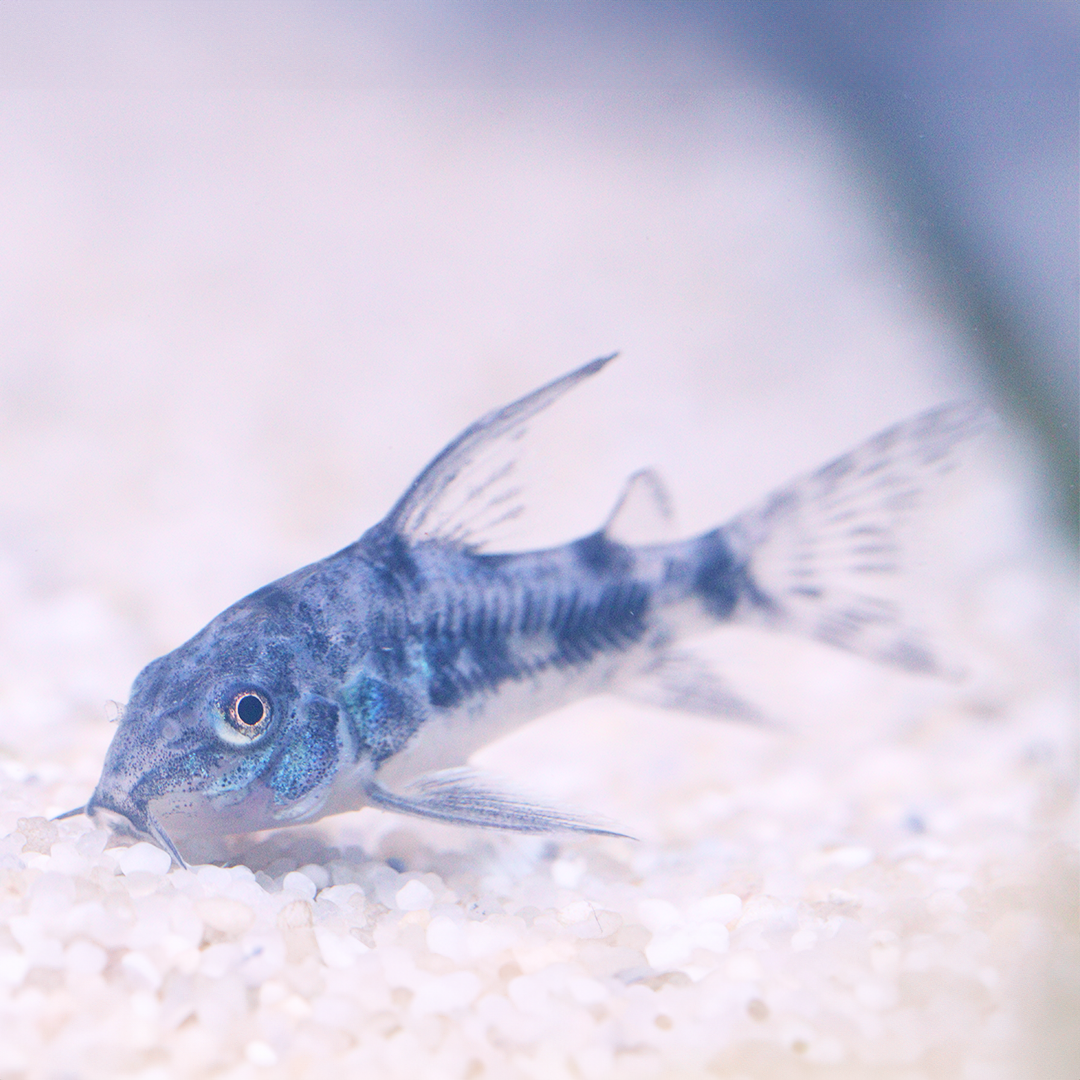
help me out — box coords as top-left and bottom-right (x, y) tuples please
(378, 355), (616, 552)
(602, 468), (676, 546)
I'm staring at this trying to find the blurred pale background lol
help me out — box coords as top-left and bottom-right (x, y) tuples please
(0, 0), (1071, 749)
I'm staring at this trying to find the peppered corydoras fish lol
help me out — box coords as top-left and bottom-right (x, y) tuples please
(62, 357), (987, 865)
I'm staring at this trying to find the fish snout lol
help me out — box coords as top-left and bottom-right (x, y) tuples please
(85, 783), (150, 840)
(85, 783), (187, 868)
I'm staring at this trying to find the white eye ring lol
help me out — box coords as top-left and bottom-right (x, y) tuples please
(218, 689), (273, 744)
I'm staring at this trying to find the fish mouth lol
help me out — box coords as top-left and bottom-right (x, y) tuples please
(85, 788), (188, 869)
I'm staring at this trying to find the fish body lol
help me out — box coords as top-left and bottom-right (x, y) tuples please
(76, 357), (987, 864)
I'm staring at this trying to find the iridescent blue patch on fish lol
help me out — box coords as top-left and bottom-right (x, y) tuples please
(205, 744), (276, 800)
(269, 696), (340, 805)
(572, 531), (633, 576)
(340, 674), (416, 765)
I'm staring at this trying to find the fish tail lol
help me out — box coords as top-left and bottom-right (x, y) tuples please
(695, 402), (991, 674)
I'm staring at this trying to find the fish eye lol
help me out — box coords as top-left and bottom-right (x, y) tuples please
(224, 689), (272, 739)
(235, 693), (265, 726)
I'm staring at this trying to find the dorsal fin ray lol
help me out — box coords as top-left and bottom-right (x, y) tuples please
(378, 354), (617, 551)
(603, 468), (676, 546)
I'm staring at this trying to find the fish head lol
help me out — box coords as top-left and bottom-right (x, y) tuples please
(87, 588), (361, 863)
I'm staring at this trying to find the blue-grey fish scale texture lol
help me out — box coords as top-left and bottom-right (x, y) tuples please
(66, 356), (991, 865)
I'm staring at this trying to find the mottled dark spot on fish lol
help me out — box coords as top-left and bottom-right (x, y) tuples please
(360, 610), (407, 678)
(572, 532), (632, 575)
(260, 643), (301, 690)
(295, 600), (330, 648)
(249, 583), (294, 615)
(461, 634), (517, 701)
(422, 619), (463, 701)
(552, 582), (649, 666)
(361, 524), (419, 583)
(692, 529), (772, 619)
(473, 552), (512, 573)
(422, 597), (520, 709)
(427, 672), (459, 709)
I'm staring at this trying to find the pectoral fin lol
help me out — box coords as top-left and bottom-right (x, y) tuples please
(365, 768), (630, 837)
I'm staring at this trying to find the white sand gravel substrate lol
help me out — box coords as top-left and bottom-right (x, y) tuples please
(0, 529), (1074, 1080)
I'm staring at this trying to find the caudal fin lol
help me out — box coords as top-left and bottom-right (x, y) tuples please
(722, 402), (992, 674)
